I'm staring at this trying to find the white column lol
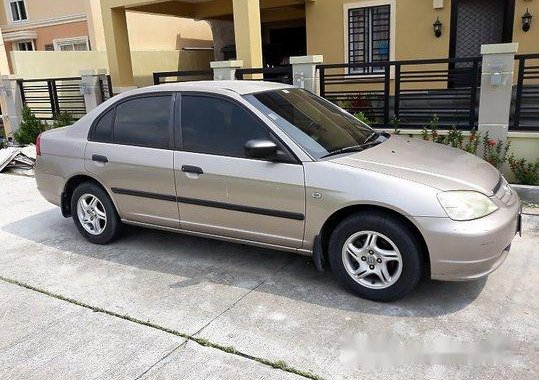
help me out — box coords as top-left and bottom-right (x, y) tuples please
(210, 60), (243, 80)
(290, 55), (324, 94)
(477, 43), (519, 143)
(0, 75), (24, 138)
(80, 69), (108, 112)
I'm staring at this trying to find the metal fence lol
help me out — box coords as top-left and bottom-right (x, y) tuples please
(512, 54), (539, 131)
(235, 65), (293, 85)
(153, 70), (213, 85)
(17, 77), (87, 120)
(317, 57), (481, 129)
(99, 75), (114, 101)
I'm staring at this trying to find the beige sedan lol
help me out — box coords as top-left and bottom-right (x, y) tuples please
(35, 81), (521, 301)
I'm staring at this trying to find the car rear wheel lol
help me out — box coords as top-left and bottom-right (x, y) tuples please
(71, 182), (121, 244)
(328, 212), (423, 302)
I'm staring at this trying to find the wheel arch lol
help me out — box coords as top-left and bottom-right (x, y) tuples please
(61, 174), (117, 218)
(318, 204), (431, 278)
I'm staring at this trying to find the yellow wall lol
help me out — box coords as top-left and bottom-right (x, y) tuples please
(10, 49), (213, 86)
(306, 0), (539, 64)
(0, 0), (87, 25)
(86, 0), (213, 51)
(306, 0), (451, 64)
(513, 0), (539, 55)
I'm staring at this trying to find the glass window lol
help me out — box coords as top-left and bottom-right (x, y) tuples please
(17, 41), (33, 51)
(92, 109), (114, 143)
(180, 95), (271, 158)
(55, 38), (90, 52)
(10, 0), (27, 22)
(348, 5), (390, 73)
(114, 96), (171, 149)
(245, 88), (382, 159)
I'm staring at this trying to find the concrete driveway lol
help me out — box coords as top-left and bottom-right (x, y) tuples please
(0, 174), (537, 380)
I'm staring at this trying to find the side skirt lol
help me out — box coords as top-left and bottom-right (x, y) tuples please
(121, 219), (313, 257)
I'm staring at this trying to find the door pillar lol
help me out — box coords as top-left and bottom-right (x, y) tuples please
(101, 5), (134, 90)
(232, 0), (263, 69)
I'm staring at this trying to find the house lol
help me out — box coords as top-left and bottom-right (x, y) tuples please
(96, 0), (538, 88)
(0, 0), (214, 78)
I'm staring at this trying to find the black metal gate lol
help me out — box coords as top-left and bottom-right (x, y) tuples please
(153, 70), (213, 85)
(17, 77), (87, 120)
(317, 57), (481, 129)
(512, 54), (539, 130)
(235, 65), (293, 84)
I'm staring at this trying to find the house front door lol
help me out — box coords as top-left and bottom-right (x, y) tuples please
(450, 0), (515, 59)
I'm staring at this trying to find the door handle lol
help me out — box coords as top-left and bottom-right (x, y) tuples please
(181, 165), (203, 175)
(92, 154), (108, 163)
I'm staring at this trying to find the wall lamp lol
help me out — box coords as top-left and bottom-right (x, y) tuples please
(433, 17), (442, 38)
(522, 9), (533, 32)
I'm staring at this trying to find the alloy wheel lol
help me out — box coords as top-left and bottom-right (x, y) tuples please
(76, 193), (107, 236)
(341, 230), (403, 289)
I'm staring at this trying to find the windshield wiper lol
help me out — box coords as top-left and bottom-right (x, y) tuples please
(363, 131), (379, 144)
(320, 141), (380, 159)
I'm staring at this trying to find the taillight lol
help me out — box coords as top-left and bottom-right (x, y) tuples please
(36, 133), (42, 156)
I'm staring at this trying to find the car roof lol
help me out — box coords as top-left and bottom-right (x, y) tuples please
(132, 80), (294, 96)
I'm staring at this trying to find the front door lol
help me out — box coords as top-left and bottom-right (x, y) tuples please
(173, 93), (305, 249)
(450, 0), (514, 59)
(85, 94), (179, 228)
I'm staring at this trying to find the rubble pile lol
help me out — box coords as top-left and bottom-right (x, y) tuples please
(0, 145), (37, 176)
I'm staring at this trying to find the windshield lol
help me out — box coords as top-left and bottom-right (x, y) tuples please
(244, 88), (384, 159)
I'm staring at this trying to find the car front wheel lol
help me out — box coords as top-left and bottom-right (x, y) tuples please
(328, 212), (423, 302)
(71, 182), (121, 244)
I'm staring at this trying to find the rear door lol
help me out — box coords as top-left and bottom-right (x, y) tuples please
(85, 94), (179, 228)
(173, 93), (305, 248)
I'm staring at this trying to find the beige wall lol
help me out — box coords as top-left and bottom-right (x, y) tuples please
(10, 49), (213, 86)
(306, 0), (539, 64)
(0, 0), (87, 25)
(306, 0), (451, 64)
(86, 0), (212, 51)
(20, 0), (86, 22)
(513, 0), (539, 55)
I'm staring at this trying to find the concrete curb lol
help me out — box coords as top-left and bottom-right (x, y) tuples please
(512, 184), (539, 203)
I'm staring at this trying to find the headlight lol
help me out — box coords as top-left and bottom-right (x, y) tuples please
(437, 191), (498, 221)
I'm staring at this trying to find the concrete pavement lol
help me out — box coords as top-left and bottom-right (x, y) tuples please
(0, 174), (537, 379)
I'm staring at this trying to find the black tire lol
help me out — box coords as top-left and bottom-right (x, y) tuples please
(328, 211), (423, 302)
(71, 181), (121, 244)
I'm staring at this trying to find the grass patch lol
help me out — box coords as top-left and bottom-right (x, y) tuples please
(0, 274), (324, 380)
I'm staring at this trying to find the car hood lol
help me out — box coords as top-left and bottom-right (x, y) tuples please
(331, 135), (500, 194)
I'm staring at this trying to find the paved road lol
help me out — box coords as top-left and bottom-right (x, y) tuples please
(0, 175), (537, 380)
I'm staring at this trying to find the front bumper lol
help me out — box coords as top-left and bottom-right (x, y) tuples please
(415, 194), (521, 281)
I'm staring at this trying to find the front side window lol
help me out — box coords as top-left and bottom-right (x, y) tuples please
(9, 0), (27, 22)
(179, 95), (271, 158)
(113, 96), (172, 149)
(245, 89), (383, 159)
(348, 4), (390, 73)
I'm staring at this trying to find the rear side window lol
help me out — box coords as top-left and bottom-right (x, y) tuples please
(179, 95), (270, 157)
(92, 109), (114, 143)
(113, 96), (172, 149)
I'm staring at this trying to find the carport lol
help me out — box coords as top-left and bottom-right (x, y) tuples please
(101, 0), (311, 88)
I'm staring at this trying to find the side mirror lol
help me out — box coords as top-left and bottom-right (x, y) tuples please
(244, 139), (278, 159)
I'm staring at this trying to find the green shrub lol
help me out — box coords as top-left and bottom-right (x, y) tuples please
(13, 106), (46, 145)
(508, 155), (539, 185)
(354, 111), (372, 125)
(482, 132), (511, 169)
(52, 111), (74, 129)
(13, 107), (74, 145)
